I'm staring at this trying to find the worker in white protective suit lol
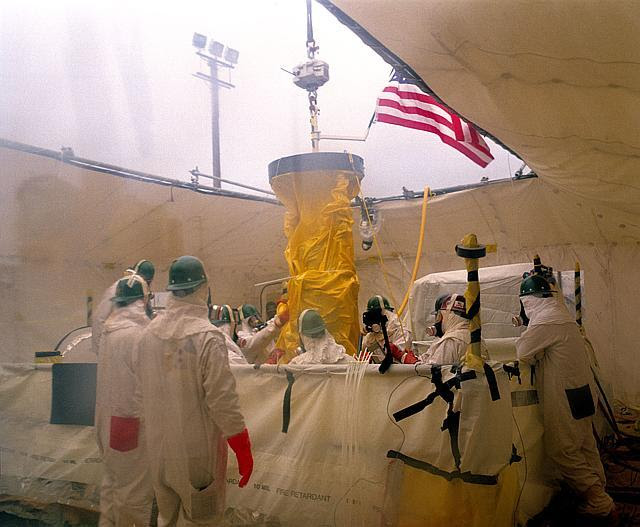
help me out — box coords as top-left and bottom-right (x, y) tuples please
(289, 309), (355, 365)
(95, 275), (154, 527)
(210, 304), (247, 365)
(362, 295), (412, 364)
(418, 294), (489, 365)
(92, 260), (154, 356)
(137, 256), (253, 526)
(235, 303), (288, 364)
(516, 274), (615, 520)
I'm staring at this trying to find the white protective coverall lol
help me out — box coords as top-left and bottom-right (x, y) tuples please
(218, 322), (248, 365)
(363, 310), (413, 363)
(92, 280), (119, 356)
(137, 290), (247, 526)
(289, 332), (355, 365)
(95, 300), (153, 527)
(516, 296), (613, 516)
(236, 318), (280, 364)
(419, 308), (489, 365)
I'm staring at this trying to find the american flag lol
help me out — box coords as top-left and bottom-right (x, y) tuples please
(375, 75), (494, 168)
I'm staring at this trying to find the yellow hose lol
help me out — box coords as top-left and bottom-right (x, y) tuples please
(397, 188), (429, 316)
(355, 185), (429, 348)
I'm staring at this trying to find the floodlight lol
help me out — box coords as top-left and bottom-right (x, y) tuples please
(224, 47), (240, 64)
(192, 33), (207, 49)
(209, 40), (225, 57)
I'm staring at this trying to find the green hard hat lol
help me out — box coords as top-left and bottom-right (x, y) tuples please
(219, 304), (234, 323)
(211, 304), (235, 325)
(299, 309), (326, 338)
(130, 260), (155, 282)
(367, 295), (393, 311)
(167, 255), (207, 291)
(520, 275), (553, 297)
(112, 277), (147, 304)
(238, 304), (260, 321)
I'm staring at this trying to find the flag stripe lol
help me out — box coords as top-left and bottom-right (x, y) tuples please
(377, 112), (492, 167)
(377, 99), (459, 133)
(377, 113), (493, 168)
(382, 86), (460, 124)
(383, 85), (453, 115)
(376, 105), (494, 166)
(452, 114), (465, 142)
(376, 79), (494, 167)
(377, 92), (492, 157)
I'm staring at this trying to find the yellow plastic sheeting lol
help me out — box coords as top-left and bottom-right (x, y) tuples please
(284, 270), (359, 356)
(270, 170), (361, 359)
(395, 463), (520, 527)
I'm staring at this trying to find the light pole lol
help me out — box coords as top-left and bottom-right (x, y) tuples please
(192, 33), (239, 189)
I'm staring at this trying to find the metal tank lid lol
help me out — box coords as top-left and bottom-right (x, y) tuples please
(268, 152), (365, 182)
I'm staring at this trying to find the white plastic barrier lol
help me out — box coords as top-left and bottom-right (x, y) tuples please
(0, 362), (553, 525)
(0, 364), (101, 510)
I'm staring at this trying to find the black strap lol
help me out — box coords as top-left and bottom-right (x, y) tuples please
(509, 444), (522, 464)
(530, 364), (536, 386)
(386, 450), (498, 485)
(465, 296), (481, 321)
(441, 409), (462, 469)
(503, 362), (521, 384)
(432, 364), (443, 383)
(378, 315), (393, 374)
(483, 363), (501, 401)
(393, 366), (476, 422)
(393, 391), (440, 422)
(282, 371), (296, 433)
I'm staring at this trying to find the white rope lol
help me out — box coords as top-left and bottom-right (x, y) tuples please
(339, 353), (371, 526)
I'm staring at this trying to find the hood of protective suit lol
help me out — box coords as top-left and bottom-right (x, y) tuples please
(290, 333), (353, 365)
(218, 322), (235, 340)
(149, 292), (217, 340)
(225, 333), (248, 365)
(103, 300), (149, 333)
(385, 311), (406, 342)
(238, 319), (255, 336)
(521, 296), (576, 326)
(441, 310), (469, 342)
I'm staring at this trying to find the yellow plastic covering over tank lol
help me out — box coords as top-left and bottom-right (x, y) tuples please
(268, 152), (364, 360)
(393, 463), (520, 526)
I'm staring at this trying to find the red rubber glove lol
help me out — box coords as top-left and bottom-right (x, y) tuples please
(400, 350), (419, 364)
(265, 348), (285, 364)
(227, 428), (253, 488)
(389, 343), (404, 361)
(390, 343), (419, 364)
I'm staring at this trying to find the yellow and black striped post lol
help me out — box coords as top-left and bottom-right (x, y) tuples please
(455, 234), (487, 370)
(533, 254), (542, 275)
(575, 261), (583, 331)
